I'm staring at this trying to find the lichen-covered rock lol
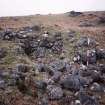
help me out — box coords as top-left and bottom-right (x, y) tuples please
(48, 60), (66, 73)
(47, 85), (63, 100)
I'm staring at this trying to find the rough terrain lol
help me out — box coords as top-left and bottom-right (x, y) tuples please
(0, 11), (105, 105)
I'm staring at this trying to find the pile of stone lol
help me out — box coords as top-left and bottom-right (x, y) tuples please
(20, 31), (63, 58)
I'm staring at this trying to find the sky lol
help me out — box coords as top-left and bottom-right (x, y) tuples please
(0, 0), (105, 17)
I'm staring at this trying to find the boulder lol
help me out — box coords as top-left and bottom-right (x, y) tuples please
(96, 49), (105, 60)
(16, 64), (29, 73)
(77, 37), (97, 47)
(0, 48), (7, 58)
(48, 60), (66, 73)
(74, 50), (97, 65)
(98, 17), (105, 24)
(51, 71), (62, 81)
(33, 47), (46, 58)
(90, 82), (103, 92)
(60, 74), (80, 91)
(2, 29), (16, 40)
(60, 74), (88, 91)
(40, 38), (53, 49)
(40, 98), (49, 105)
(69, 11), (83, 17)
(0, 78), (5, 89)
(21, 39), (36, 55)
(47, 85), (63, 100)
(35, 63), (46, 72)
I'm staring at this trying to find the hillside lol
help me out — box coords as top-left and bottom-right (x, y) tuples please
(0, 11), (105, 105)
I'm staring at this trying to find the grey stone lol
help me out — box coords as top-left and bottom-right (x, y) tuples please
(47, 85), (63, 100)
(0, 48), (7, 58)
(49, 60), (66, 73)
(16, 64), (29, 73)
(50, 71), (62, 82)
(77, 37), (97, 47)
(90, 82), (103, 92)
(60, 74), (80, 91)
(69, 11), (83, 17)
(96, 49), (105, 60)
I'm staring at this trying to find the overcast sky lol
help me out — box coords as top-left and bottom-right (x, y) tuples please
(0, 0), (105, 17)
